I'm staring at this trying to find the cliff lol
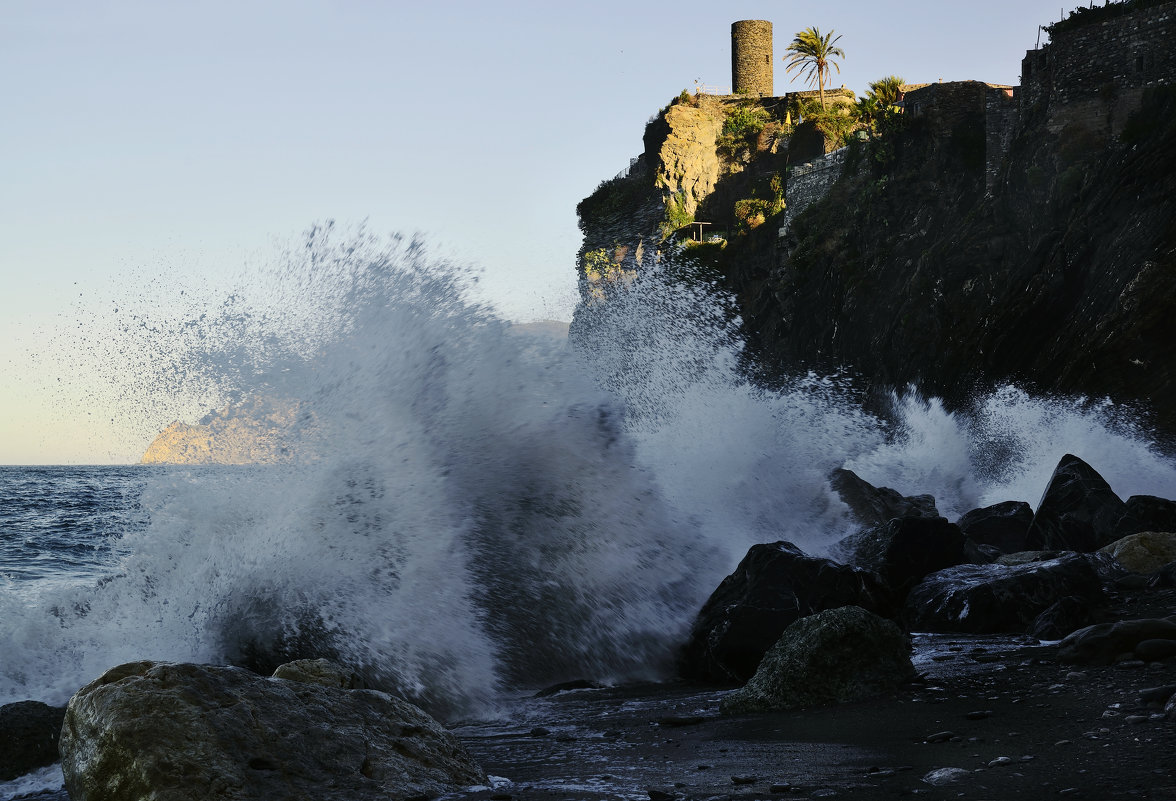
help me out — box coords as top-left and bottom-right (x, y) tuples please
(574, 89), (852, 301)
(575, 0), (1176, 436)
(140, 398), (305, 465)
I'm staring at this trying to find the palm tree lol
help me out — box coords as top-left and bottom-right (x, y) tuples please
(857, 75), (906, 128)
(783, 27), (845, 111)
(866, 75), (905, 112)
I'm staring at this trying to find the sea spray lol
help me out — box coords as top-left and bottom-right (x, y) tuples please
(574, 258), (1176, 557)
(1, 230), (720, 716)
(4, 228), (1176, 719)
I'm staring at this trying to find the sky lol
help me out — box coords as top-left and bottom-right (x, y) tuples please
(1, 0), (1081, 464)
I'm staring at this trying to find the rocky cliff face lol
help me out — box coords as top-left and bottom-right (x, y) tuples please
(574, 93), (824, 302)
(729, 82), (1176, 434)
(575, 2), (1176, 437)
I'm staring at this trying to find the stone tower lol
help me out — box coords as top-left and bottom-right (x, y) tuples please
(731, 20), (773, 96)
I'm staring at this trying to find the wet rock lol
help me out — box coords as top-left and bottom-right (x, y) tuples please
(730, 774), (758, 785)
(1029, 595), (1096, 640)
(1113, 495), (1176, 539)
(271, 657), (360, 688)
(1149, 561), (1176, 588)
(1134, 638), (1176, 662)
(59, 661), (485, 801)
(852, 517), (966, 596)
(1139, 684), (1176, 706)
(922, 767), (971, 786)
(829, 468), (939, 529)
(680, 541), (894, 684)
(902, 553), (1106, 634)
(996, 550), (1067, 566)
(1024, 454), (1125, 552)
(963, 539), (1003, 564)
(958, 501), (1033, 554)
(720, 606), (915, 714)
(0, 700), (67, 781)
(1056, 617), (1176, 665)
(1099, 531), (1176, 574)
(1167, 691), (1176, 721)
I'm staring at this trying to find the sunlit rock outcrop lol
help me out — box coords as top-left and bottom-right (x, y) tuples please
(140, 398), (304, 465)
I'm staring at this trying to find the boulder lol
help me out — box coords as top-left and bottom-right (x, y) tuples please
(1134, 639), (1176, 662)
(271, 657), (361, 689)
(0, 700), (67, 781)
(1029, 595), (1096, 640)
(1099, 531), (1176, 574)
(1113, 495), (1176, 539)
(962, 539), (1002, 564)
(1150, 561), (1176, 588)
(1024, 454), (1125, 552)
(829, 468), (938, 529)
(957, 501), (1033, 554)
(59, 661), (485, 801)
(719, 606), (915, 714)
(902, 553), (1107, 634)
(1056, 617), (1176, 665)
(679, 541), (893, 684)
(996, 550), (1066, 566)
(846, 517), (966, 596)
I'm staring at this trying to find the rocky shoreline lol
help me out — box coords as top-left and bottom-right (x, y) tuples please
(456, 622), (1176, 800)
(3, 454), (1175, 800)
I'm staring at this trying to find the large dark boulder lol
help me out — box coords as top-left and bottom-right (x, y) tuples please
(1114, 495), (1176, 538)
(679, 542), (893, 684)
(829, 468), (939, 528)
(902, 552), (1108, 633)
(1056, 617), (1176, 665)
(720, 606), (915, 714)
(847, 516), (966, 596)
(1028, 595), (1096, 640)
(957, 501), (1033, 554)
(1024, 454), (1125, 552)
(59, 661), (485, 801)
(0, 700), (66, 781)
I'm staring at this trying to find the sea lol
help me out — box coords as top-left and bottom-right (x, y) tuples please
(4, 230), (1176, 798)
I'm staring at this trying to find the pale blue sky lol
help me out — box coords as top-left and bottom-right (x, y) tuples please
(2, 0), (1075, 463)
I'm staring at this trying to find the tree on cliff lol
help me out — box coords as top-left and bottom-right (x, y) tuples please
(857, 75), (906, 127)
(783, 27), (845, 110)
(866, 75), (904, 111)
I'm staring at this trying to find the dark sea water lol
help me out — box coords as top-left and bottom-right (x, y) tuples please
(0, 466), (148, 592)
(4, 232), (1176, 798)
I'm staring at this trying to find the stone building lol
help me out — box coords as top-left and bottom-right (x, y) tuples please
(900, 81), (1017, 190)
(1020, 0), (1176, 137)
(731, 20), (773, 96)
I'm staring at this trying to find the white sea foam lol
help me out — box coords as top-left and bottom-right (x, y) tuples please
(2, 227), (1174, 720)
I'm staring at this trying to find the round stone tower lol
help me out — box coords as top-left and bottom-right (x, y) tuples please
(731, 20), (773, 96)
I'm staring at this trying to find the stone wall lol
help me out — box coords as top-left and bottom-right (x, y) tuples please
(731, 20), (773, 96)
(1021, 0), (1176, 136)
(778, 148), (848, 236)
(904, 81), (1011, 138)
